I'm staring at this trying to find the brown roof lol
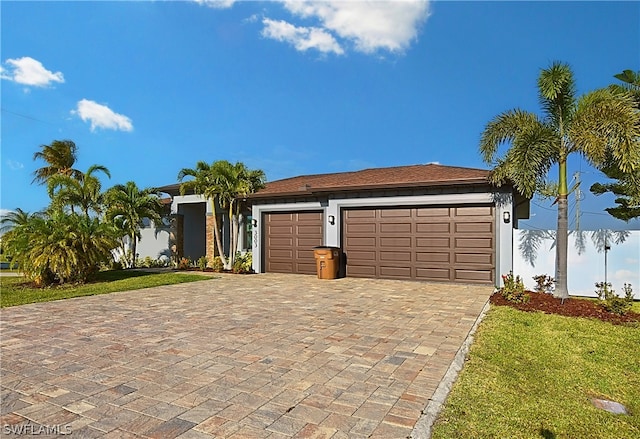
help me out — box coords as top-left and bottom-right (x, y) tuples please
(251, 163), (490, 198)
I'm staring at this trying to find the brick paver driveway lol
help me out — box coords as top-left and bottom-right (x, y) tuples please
(1, 273), (492, 438)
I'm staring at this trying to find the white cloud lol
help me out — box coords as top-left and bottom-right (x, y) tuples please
(262, 18), (344, 55)
(72, 99), (133, 132)
(0, 56), (64, 87)
(6, 160), (24, 171)
(194, 0), (236, 8)
(277, 0), (430, 54)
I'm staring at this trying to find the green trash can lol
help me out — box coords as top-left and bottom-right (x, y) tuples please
(313, 246), (341, 280)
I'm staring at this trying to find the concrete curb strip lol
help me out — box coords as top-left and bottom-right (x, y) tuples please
(411, 300), (491, 439)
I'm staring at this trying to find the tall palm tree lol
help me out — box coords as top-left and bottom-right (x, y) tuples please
(105, 181), (163, 268)
(32, 140), (83, 185)
(47, 165), (111, 218)
(214, 161), (266, 269)
(480, 62), (639, 299)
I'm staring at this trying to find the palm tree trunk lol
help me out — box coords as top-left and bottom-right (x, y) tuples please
(211, 201), (227, 268)
(555, 196), (569, 299)
(131, 232), (137, 268)
(555, 155), (570, 300)
(225, 205), (235, 270)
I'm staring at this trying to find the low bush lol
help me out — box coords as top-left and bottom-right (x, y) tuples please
(177, 257), (191, 270)
(197, 256), (208, 271)
(500, 271), (529, 304)
(211, 256), (224, 272)
(533, 274), (555, 294)
(596, 282), (634, 315)
(232, 252), (253, 274)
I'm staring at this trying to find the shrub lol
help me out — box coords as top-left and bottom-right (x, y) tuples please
(211, 256), (224, 272)
(197, 256), (208, 271)
(533, 274), (555, 294)
(232, 252), (253, 274)
(500, 271), (529, 303)
(177, 257), (191, 270)
(596, 282), (634, 315)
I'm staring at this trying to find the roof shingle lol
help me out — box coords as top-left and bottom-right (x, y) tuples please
(251, 163), (490, 198)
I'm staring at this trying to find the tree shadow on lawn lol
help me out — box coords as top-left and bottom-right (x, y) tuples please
(93, 269), (156, 283)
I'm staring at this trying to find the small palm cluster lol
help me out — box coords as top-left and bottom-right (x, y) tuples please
(178, 160), (265, 271)
(1, 140), (163, 286)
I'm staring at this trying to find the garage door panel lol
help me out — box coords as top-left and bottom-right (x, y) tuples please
(346, 223), (376, 234)
(380, 237), (412, 247)
(380, 223), (412, 233)
(416, 267), (451, 280)
(269, 237), (293, 247)
(343, 205), (494, 284)
(298, 225), (323, 234)
(380, 209), (412, 218)
(455, 206), (493, 217)
(455, 253), (493, 265)
(269, 225), (294, 234)
(346, 236), (376, 246)
(416, 207), (450, 217)
(346, 210), (376, 219)
(455, 269), (493, 282)
(380, 266), (412, 278)
(264, 211), (323, 274)
(416, 237), (450, 248)
(455, 237), (493, 249)
(269, 213), (294, 222)
(298, 238), (323, 247)
(416, 223), (450, 233)
(455, 222), (493, 233)
(380, 251), (411, 262)
(347, 250), (376, 261)
(269, 249), (294, 258)
(416, 252), (450, 263)
(347, 265), (377, 277)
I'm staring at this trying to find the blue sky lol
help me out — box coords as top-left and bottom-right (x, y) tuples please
(1, 0), (639, 232)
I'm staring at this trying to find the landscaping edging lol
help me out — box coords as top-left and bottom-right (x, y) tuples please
(411, 300), (491, 439)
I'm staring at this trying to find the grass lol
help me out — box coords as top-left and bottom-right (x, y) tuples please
(0, 270), (213, 307)
(432, 306), (640, 439)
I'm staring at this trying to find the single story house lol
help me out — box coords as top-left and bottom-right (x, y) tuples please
(159, 163), (529, 286)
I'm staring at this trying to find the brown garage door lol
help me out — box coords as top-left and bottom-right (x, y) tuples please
(263, 211), (323, 274)
(342, 205), (494, 283)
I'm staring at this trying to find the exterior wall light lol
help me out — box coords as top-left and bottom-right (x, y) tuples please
(503, 211), (511, 224)
(328, 215), (335, 225)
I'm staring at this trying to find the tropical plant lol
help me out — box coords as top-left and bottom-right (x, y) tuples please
(178, 161), (227, 266)
(47, 164), (111, 218)
(32, 140), (83, 185)
(1, 209), (119, 285)
(105, 181), (163, 268)
(590, 69), (640, 221)
(178, 160), (265, 270)
(213, 160), (265, 269)
(232, 251), (253, 274)
(480, 61), (640, 299)
(500, 271), (529, 303)
(533, 274), (555, 294)
(595, 282), (634, 315)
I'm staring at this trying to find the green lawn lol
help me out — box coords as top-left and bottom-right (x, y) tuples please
(432, 305), (640, 439)
(0, 270), (213, 307)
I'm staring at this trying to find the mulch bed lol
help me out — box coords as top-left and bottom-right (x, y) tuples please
(490, 291), (640, 325)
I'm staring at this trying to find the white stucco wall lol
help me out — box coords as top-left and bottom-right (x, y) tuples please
(514, 229), (640, 298)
